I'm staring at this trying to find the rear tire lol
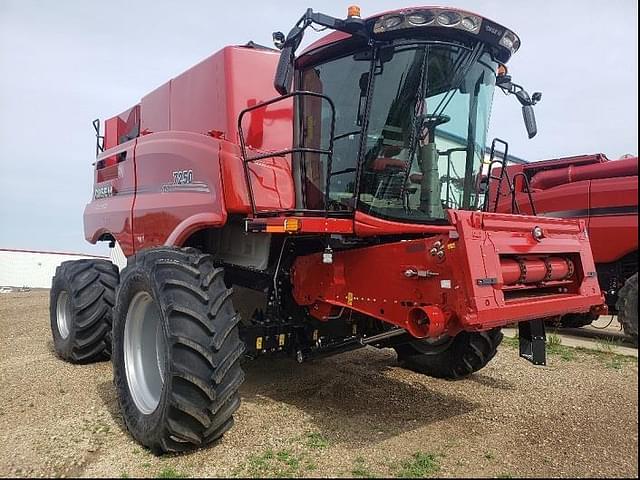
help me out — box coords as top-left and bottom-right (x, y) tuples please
(616, 273), (638, 341)
(395, 329), (503, 379)
(559, 312), (597, 329)
(112, 247), (245, 454)
(50, 259), (118, 363)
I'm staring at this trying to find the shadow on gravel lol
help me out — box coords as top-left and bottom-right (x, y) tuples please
(96, 380), (128, 436)
(92, 347), (481, 449)
(468, 373), (516, 391)
(240, 348), (478, 445)
(45, 339), (56, 356)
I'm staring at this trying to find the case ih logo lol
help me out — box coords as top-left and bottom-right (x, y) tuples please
(484, 24), (503, 37)
(94, 184), (113, 199)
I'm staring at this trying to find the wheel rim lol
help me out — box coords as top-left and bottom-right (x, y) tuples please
(124, 291), (166, 414)
(56, 291), (72, 339)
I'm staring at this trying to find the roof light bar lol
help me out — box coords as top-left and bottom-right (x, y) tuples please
(374, 8), (483, 35)
(372, 8), (520, 57)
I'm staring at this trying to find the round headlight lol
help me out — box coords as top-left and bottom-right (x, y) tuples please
(461, 16), (478, 31)
(437, 11), (461, 26)
(383, 16), (403, 29)
(501, 31), (518, 51)
(407, 12), (434, 25)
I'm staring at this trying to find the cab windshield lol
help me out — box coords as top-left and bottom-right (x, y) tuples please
(299, 40), (497, 222)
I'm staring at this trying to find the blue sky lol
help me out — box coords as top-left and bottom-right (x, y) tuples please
(0, 0), (637, 254)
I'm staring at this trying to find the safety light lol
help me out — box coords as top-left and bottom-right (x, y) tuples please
(437, 11), (461, 27)
(500, 30), (520, 54)
(284, 218), (301, 232)
(383, 15), (403, 29)
(347, 5), (361, 18)
(460, 15), (480, 32)
(407, 12), (434, 25)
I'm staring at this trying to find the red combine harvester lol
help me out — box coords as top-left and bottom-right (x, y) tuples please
(50, 6), (605, 453)
(490, 153), (638, 339)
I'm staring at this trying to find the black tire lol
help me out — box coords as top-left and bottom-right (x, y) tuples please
(616, 272), (638, 341)
(559, 312), (598, 329)
(112, 247), (245, 454)
(395, 329), (503, 380)
(50, 259), (119, 363)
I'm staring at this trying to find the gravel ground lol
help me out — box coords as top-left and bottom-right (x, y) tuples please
(0, 291), (637, 478)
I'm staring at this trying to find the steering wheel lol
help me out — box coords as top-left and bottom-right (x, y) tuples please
(421, 113), (451, 131)
(418, 114), (450, 145)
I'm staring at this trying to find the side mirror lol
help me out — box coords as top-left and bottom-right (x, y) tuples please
(522, 105), (537, 139)
(272, 31), (285, 50)
(358, 72), (369, 95)
(497, 75), (541, 140)
(273, 21), (306, 95)
(477, 174), (489, 194)
(495, 74), (512, 86)
(274, 45), (296, 95)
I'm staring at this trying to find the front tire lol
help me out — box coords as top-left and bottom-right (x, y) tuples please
(50, 259), (119, 363)
(616, 273), (638, 341)
(395, 329), (503, 379)
(112, 247), (244, 454)
(559, 312), (597, 329)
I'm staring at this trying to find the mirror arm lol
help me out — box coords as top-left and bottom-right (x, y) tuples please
(274, 9), (369, 94)
(497, 77), (542, 139)
(498, 80), (541, 107)
(282, 8), (367, 50)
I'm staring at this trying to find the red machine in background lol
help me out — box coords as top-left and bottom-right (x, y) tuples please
(491, 154), (638, 340)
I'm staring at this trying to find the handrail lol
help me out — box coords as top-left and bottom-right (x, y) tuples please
(92, 119), (105, 158)
(511, 172), (537, 216)
(237, 91), (337, 217)
(482, 138), (513, 213)
(481, 138), (537, 216)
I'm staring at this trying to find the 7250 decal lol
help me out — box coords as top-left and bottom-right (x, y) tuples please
(172, 169), (193, 185)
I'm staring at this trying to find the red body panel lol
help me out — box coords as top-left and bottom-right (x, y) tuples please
(587, 174), (638, 263)
(104, 105), (140, 152)
(84, 140), (137, 255)
(494, 155), (638, 264)
(131, 132), (227, 251)
(84, 45), (292, 252)
(293, 210), (602, 338)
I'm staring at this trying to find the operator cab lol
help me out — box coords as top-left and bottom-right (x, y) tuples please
(239, 6), (540, 229)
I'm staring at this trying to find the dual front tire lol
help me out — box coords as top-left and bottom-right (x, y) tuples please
(50, 259), (118, 362)
(112, 248), (244, 453)
(50, 248), (244, 454)
(617, 272), (638, 342)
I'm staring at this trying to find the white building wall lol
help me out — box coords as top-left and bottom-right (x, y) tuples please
(0, 250), (110, 289)
(109, 242), (128, 271)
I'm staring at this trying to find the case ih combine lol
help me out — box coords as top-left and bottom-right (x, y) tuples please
(490, 153), (638, 339)
(50, 6), (605, 453)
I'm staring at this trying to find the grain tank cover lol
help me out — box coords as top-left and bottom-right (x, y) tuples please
(106, 45), (284, 147)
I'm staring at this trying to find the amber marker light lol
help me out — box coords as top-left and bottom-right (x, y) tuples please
(347, 5), (361, 18)
(284, 218), (302, 232)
